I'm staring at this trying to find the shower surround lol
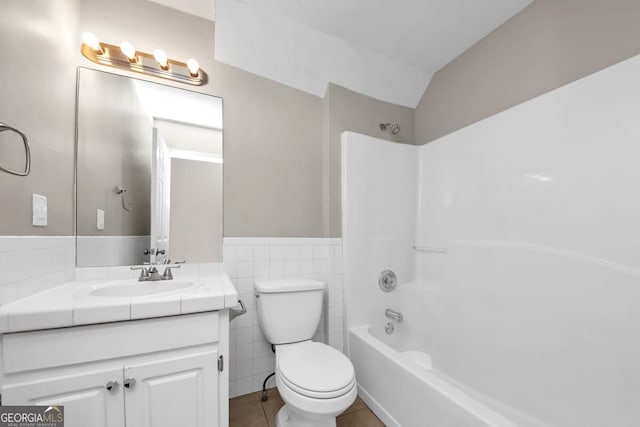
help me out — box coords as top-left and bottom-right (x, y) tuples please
(342, 53), (640, 426)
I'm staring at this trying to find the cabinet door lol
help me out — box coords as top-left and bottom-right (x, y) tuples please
(1, 367), (125, 427)
(124, 350), (218, 427)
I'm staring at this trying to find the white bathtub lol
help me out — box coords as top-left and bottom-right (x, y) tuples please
(349, 325), (520, 427)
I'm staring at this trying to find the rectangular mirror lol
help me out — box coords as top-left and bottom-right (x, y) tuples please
(75, 68), (223, 267)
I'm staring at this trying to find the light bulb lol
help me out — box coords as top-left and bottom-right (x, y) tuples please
(82, 32), (101, 52)
(120, 42), (137, 62)
(187, 58), (199, 76)
(153, 49), (169, 70)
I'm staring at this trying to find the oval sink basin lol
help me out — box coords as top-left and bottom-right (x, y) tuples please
(87, 280), (200, 298)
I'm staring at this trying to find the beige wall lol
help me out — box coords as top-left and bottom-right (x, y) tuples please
(81, 0), (325, 238)
(415, 0), (640, 144)
(0, 0), (414, 240)
(0, 0), (326, 238)
(77, 0), (326, 238)
(76, 70), (152, 236)
(6, 0), (640, 240)
(170, 158), (222, 262)
(0, 0), (79, 235)
(216, 62), (324, 237)
(325, 84), (415, 236)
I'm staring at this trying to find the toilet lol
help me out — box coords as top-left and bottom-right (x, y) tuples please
(255, 279), (357, 427)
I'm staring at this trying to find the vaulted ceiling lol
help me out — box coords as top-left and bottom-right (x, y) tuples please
(151, 0), (533, 107)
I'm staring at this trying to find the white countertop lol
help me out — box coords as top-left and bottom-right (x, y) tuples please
(0, 271), (238, 334)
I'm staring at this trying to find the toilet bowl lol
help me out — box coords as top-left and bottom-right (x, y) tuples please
(254, 279), (357, 427)
(275, 341), (357, 427)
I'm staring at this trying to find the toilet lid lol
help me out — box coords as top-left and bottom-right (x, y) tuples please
(277, 342), (355, 399)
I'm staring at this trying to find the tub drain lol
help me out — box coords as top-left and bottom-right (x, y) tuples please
(385, 322), (395, 334)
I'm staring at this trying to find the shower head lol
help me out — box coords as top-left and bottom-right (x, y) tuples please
(379, 122), (400, 135)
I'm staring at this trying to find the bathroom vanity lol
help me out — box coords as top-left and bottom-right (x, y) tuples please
(0, 272), (237, 427)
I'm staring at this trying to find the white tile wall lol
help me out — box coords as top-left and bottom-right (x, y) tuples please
(328, 242), (344, 352)
(0, 237), (75, 305)
(0, 235), (345, 399)
(224, 237), (344, 397)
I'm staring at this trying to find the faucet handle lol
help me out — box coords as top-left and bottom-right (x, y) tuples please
(130, 266), (150, 280)
(162, 268), (174, 280)
(162, 264), (182, 280)
(161, 258), (184, 264)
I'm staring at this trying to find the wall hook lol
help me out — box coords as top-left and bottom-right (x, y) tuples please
(0, 122), (31, 176)
(114, 186), (133, 211)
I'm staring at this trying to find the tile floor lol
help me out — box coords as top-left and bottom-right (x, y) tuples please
(229, 387), (385, 427)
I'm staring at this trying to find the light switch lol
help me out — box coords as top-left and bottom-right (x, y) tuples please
(97, 209), (105, 231)
(32, 194), (47, 227)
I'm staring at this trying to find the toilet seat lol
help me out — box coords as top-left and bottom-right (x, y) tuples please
(277, 370), (356, 400)
(277, 341), (355, 399)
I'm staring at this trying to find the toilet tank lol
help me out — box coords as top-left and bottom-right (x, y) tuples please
(255, 279), (326, 344)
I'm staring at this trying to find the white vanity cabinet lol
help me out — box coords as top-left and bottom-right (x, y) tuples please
(0, 311), (229, 427)
(124, 350), (218, 427)
(2, 366), (125, 427)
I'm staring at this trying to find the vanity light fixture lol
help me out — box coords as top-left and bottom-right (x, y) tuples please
(82, 32), (102, 54)
(153, 49), (169, 70)
(80, 32), (207, 86)
(120, 41), (137, 63)
(187, 58), (200, 77)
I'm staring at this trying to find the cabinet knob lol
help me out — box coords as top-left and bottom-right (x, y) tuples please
(106, 380), (119, 391)
(123, 377), (136, 389)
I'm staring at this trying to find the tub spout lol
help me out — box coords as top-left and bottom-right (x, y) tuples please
(385, 308), (403, 323)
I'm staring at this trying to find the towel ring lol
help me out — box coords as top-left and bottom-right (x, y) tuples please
(0, 122), (31, 176)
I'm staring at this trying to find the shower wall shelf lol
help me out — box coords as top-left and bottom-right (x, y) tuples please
(412, 246), (448, 254)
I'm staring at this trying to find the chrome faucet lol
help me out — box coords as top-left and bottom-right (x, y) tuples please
(130, 261), (183, 281)
(385, 308), (404, 323)
(130, 266), (151, 280)
(146, 265), (163, 281)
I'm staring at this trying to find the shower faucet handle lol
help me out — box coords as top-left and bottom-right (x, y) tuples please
(385, 308), (403, 323)
(378, 270), (397, 292)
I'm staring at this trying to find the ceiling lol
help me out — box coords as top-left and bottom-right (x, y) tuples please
(151, 0), (533, 107)
(262, 0), (531, 75)
(148, 0), (215, 21)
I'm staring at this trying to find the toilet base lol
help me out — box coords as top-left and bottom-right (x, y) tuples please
(276, 404), (336, 427)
